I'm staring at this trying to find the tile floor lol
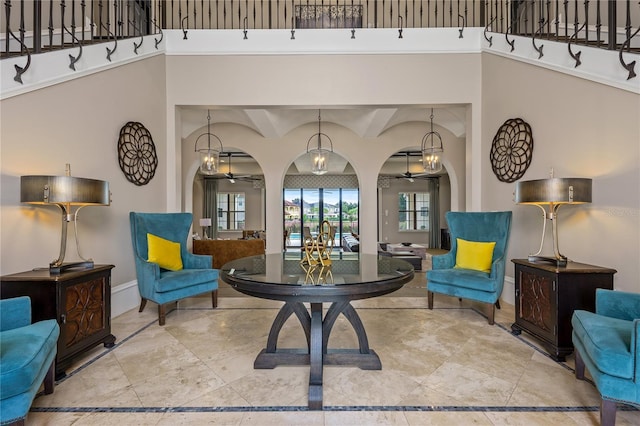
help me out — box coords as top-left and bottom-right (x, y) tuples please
(28, 266), (639, 425)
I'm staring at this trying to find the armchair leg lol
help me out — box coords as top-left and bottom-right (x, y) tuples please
(575, 349), (586, 380)
(139, 298), (147, 313)
(158, 304), (166, 326)
(427, 291), (434, 310)
(212, 290), (218, 308)
(487, 302), (495, 325)
(600, 399), (617, 426)
(495, 300), (501, 310)
(44, 360), (55, 394)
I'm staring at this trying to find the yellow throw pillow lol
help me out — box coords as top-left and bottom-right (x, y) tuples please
(455, 238), (496, 273)
(147, 233), (183, 271)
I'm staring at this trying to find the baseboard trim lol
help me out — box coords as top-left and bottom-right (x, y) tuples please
(111, 280), (140, 318)
(501, 275), (515, 306)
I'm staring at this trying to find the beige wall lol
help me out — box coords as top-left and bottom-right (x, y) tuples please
(2, 48), (637, 299)
(481, 53), (640, 293)
(0, 57), (167, 285)
(166, 53), (483, 256)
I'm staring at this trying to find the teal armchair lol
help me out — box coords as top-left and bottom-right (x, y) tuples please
(1, 296), (60, 426)
(572, 289), (640, 426)
(426, 211), (512, 324)
(129, 212), (219, 325)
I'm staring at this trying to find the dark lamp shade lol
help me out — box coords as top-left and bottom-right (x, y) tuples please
(515, 178), (592, 205)
(21, 175), (110, 206)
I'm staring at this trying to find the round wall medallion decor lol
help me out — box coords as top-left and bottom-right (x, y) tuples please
(117, 121), (158, 186)
(489, 118), (534, 183)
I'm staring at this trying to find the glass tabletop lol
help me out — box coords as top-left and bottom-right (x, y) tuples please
(220, 252), (414, 287)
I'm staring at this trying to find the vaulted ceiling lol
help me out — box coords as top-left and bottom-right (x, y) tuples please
(180, 106), (467, 139)
(184, 106), (465, 176)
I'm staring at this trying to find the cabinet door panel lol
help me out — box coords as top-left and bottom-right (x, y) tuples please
(518, 269), (556, 342)
(62, 277), (107, 349)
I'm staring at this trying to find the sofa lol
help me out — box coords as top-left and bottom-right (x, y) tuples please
(342, 234), (360, 252)
(0, 296), (60, 425)
(193, 239), (266, 269)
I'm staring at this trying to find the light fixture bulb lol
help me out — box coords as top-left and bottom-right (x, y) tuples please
(423, 151), (443, 174)
(199, 150), (219, 175)
(311, 149), (329, 175)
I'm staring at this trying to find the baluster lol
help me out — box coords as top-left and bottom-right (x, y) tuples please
(583, 0), (589, 44)
(554, 0), (559, 42)
(19, 0), (24, 48)
(71, 0), (76, 47)
(595, 0), (601, 47)
(563, 0), (568, 40)
(546, 0), (551, 39)
(605, 0), (615, 49)
(434, 0), (437, 27)
(573, 0), (579, 43)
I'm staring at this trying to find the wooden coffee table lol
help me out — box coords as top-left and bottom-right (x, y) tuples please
(220, 253), (414, 410)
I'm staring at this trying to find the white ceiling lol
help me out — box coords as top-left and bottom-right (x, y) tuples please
(180, 106), (467, 140)
(185, 106), (464, 177)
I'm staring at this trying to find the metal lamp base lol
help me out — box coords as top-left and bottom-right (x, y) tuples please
(50, 260), (95, 275)
(527, 255), (567, 267)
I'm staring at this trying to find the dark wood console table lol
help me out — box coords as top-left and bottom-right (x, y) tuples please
(221, 253), (414, 410)
(0, 264), (116, 379)
(511, 259), (616, 361)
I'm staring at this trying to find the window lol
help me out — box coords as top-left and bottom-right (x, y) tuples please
(398, 192), (429, 231)
(284, 188), (358, 247)
(217, 192), (245, 230)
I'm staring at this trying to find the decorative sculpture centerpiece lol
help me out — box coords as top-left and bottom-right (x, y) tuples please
(300, 220), (334, 284)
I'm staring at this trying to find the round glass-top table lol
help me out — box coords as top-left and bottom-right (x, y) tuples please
(221, 253), (414, 410)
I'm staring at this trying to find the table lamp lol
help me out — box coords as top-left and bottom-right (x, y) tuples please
(200, 218), (212, 239)
(21, 164), (110, 274)
(515, 176), (592, 266)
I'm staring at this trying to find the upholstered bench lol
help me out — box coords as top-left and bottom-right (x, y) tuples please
(1, 296), (60, 425)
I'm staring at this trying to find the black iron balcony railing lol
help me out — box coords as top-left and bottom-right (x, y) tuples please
(2, 1), (639, 78)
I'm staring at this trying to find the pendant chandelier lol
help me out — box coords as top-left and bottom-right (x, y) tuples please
(306, 110), (334, 175)
(194, 110), (224, 175)
(421, 108), (444, 174)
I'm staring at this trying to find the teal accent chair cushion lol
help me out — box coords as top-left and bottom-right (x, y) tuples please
(426, 211), (512, 324)
(0, 296), (60, 425)
(572, 288), (640, 426)
(129, 212), (219, 326)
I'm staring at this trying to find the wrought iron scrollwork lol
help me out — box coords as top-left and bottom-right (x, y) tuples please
(5, 0), (31, 84)
(484, 17), (497, 47)
(64, 25), (83, 70)
(532, 19), (546, 59)
(619, 25), (640, 80)
(102, 22), (117, 61)
(568, 22), (586, 68)
(129, 18), (143, 54)
(458, 14), (465, 38)
(153, 18), (163, 49)
(505, 23), (515, 52)
(398, 15), (404, 39)
(10, 33), (31, 84)
(60, 1), (82, 70)
(243, 16), (248, 39)
(181, 16), (189, 39)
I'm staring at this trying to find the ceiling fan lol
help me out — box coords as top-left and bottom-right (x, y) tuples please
(394, 152), (429, 182)
(207, 152), (258, 183)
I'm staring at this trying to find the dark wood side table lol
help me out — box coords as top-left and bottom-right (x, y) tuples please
(0, 264), (116, 379)
(511, 259), (616, 361)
